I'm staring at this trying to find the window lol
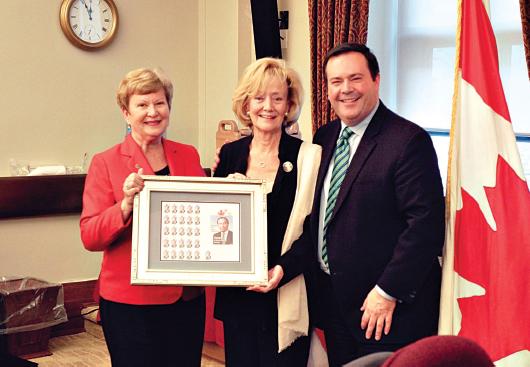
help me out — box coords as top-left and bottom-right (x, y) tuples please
(368, 0), (530, 188)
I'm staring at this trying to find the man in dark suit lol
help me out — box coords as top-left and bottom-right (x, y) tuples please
(287, 43), (445, 366)
(212, 216), (233, 244)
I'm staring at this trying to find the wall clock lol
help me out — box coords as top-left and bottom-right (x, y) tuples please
(59, 0), (119, 50)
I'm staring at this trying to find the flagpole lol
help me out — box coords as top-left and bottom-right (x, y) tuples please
(438, 0), (463, 336)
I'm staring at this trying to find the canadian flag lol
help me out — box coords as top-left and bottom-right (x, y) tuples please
(439, 0), (530, 366)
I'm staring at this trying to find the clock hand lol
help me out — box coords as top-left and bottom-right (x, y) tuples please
(88, 0), (93, 21)
(80, 0), (89, 16)
(80, 0), (93, 21)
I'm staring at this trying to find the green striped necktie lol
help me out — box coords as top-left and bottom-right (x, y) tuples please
(322, 127), (354, 267)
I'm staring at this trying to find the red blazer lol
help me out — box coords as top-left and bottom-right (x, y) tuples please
(80, 134), (205, 305)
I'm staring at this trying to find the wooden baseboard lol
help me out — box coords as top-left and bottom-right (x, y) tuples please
(202, 341), (225, 363)
(51, 279), (97, 338)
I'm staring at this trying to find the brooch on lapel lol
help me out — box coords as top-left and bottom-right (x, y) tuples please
(282, 161), (293, 173)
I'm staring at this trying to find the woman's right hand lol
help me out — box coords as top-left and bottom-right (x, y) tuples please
(121, 168), (144, 221)
(227, 173), (247, 179)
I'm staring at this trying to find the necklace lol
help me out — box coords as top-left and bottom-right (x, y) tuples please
(250, 144), (277, 170)
(253, 152), (272, 169)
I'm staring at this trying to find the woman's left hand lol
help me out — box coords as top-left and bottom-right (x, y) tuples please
(247, 265), (284, 293)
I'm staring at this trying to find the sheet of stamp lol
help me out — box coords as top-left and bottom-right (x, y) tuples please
(159, 201), (240, 262)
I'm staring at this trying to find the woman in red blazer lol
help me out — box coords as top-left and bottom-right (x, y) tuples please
(80, 68), (205, 367)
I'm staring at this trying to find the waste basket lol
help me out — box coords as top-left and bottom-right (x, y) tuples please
(0, 277), (67, 358)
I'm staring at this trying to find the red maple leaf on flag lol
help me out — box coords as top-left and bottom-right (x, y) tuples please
(454, 156), (530, 361)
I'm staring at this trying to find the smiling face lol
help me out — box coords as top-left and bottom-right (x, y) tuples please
(246, 77), (289, 135)
(326, 51), (380, 126)
(121, 88), (170, 144)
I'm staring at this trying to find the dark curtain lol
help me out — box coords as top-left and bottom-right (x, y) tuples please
(308, 0), (370, 132)
(520, 0), (530, 79)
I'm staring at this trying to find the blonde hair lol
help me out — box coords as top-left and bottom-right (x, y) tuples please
(232, 58), (303, 127)
(116, 68), (173, 111)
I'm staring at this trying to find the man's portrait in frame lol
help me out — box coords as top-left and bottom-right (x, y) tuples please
(212, 216), (233, 245)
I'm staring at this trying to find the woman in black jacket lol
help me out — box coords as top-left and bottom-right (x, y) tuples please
(214, 57), (321, 367)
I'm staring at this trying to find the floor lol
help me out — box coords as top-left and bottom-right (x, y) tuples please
(28, 319), (224, 367)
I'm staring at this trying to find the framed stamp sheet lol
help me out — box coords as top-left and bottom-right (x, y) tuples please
(131, 176), (268, 286)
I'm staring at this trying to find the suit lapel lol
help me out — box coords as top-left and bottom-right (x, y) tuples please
(330, 137), (376, 222)
(163, 139), (184, 176)
(308, 121), (341, 243)
(119, 135), (154, 175)
(314, 121), (341, 200)
(329, 103), (386, 223)
(120, 135), (184, 176)
(269, 132), (300, 201)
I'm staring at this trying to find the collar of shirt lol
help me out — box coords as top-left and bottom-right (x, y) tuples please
(339, 99), (379, 141)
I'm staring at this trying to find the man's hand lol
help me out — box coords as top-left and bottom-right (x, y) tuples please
(247, 265), (284, 293)
(211, 147), (221, 174)
(360, 288), (396, 341)
(212, 139), (232, 174)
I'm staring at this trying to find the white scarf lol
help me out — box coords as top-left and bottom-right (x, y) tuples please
(277, 141), (322, 352)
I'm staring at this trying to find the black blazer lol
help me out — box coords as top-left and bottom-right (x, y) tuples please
(306, 102), (445, 343)
(213, 131), (307, 321)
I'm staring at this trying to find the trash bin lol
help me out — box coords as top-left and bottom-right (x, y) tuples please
(0, 277), (67, 358)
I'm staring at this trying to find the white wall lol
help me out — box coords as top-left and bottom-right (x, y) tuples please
(0, 1), (199, 177)
(0, 216), (99, 283)
(278, 0), (313, 140)
(0, 1), (249, 283)
(198, 0), (253, 168)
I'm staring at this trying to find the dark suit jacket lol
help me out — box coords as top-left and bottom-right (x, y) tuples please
(213, 131), (307, 321)
(306, 102), (445, 344)
(213, 230), (233, 244)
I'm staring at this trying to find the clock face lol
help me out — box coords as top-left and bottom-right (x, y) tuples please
(68, 0), (113, 43)
(60, 0), (118, 49)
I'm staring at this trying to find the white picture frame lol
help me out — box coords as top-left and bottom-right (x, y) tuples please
(131, 176), (268, 286)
